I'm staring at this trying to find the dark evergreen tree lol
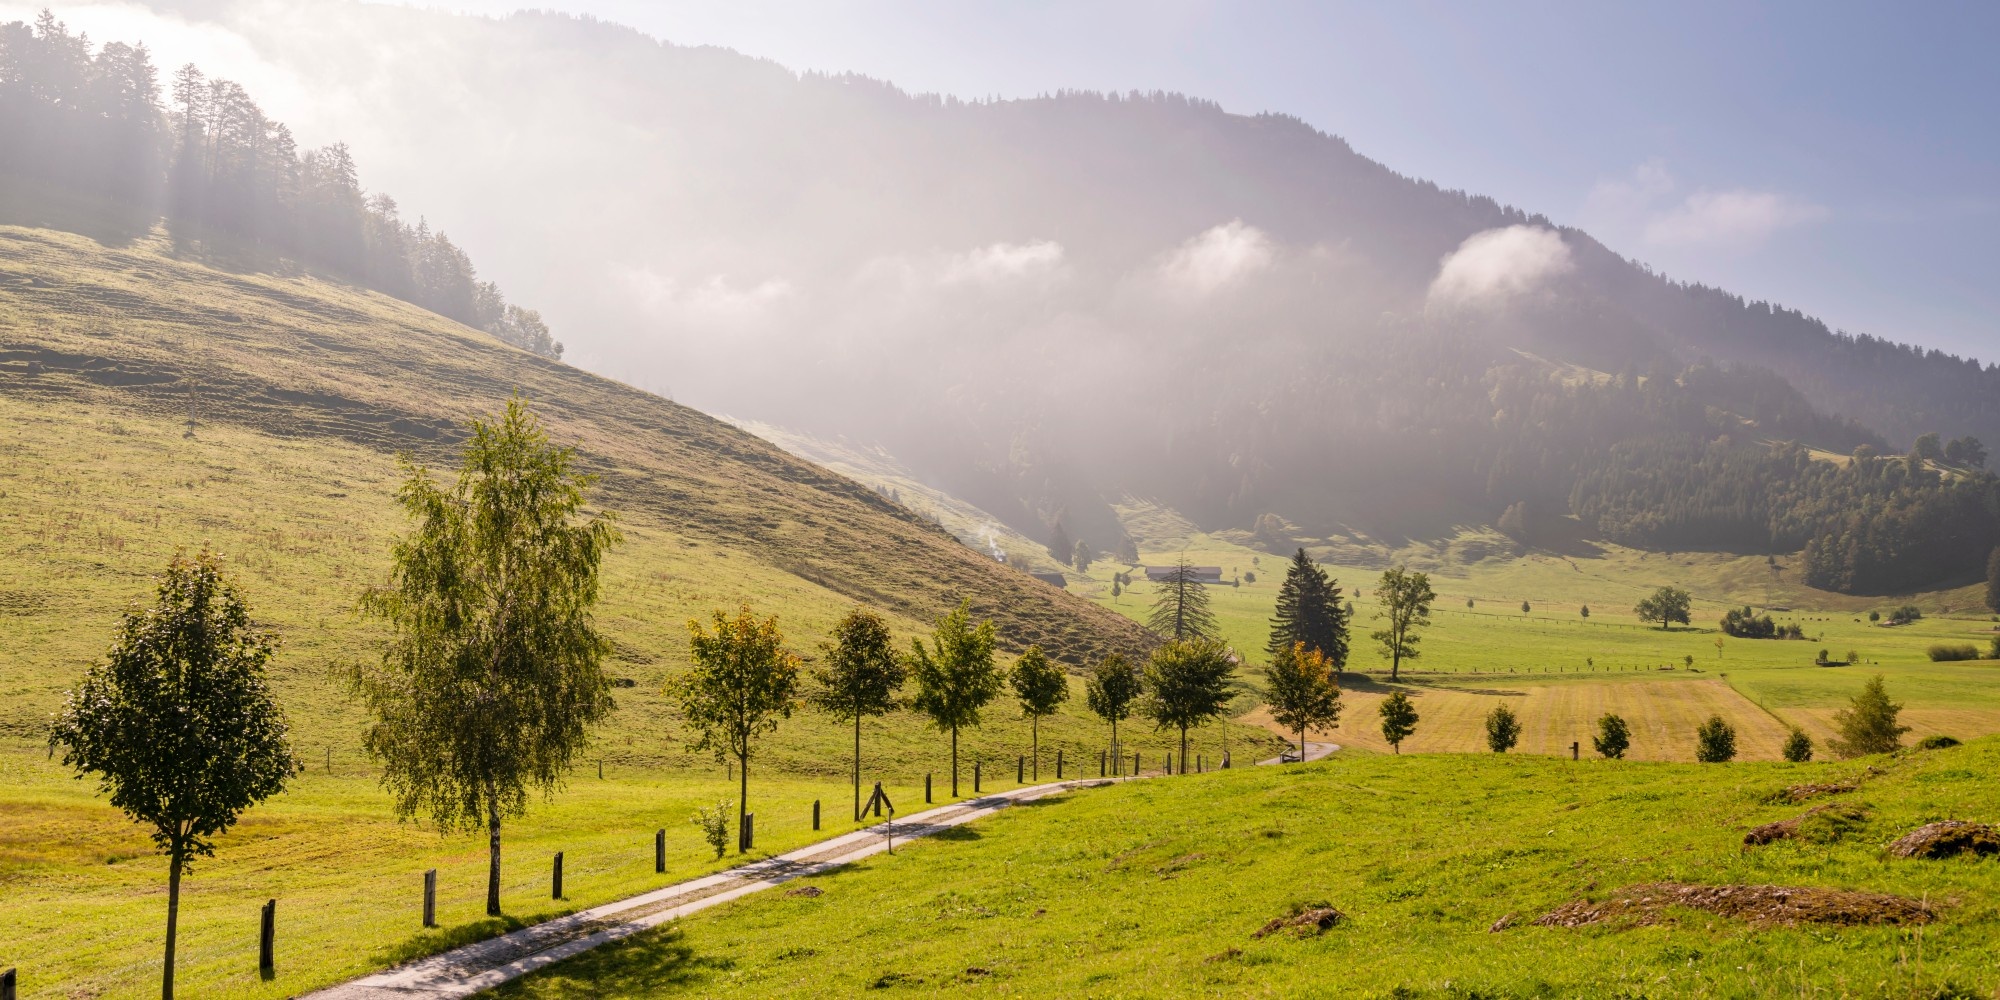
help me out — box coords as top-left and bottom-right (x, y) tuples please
(1146, 560), (1218, 641)
(1265, 548), (1348, 669)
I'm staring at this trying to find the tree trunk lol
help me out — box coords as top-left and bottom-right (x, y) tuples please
(163, 845), (182, 1000)
(486, 794), (502, 916)
(1299, 728), (1307, 762)
(852, 714), (862, 823)
(1391, 644), (1401, 682)
(737, 752), (749, 853)
(950, 725), (959, 798)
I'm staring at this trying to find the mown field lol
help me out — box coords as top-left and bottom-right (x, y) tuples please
(497, 738), (2000, 999)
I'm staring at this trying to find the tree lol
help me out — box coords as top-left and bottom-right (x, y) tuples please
(1986, 547), (2000, 614)
(1580, 605), (1590, 618)
(1048, 518), (1074, 564)
(1782, 727), (1814, 762)
(1110, 579), (1122, 602)
(1484, 704), (1521, 753)
(1370, 566), (1436, 682)
(681, 606), (801, 851)
(1521, 601), (1531, 614)
(1142, 637), (1238, 767)
(808, 608), (904, 822)
(353, 399), (618, 915)
(1593, 713), (1630, 759)
(1694, 715), (1737, 762)
(1086, 653), (1143, 761)
(1147, 560), (1219, 640)
(1072, 540), (1093, 573)
(1913, 431), (1943, 461)
(1264, 642), (1342, 762)
(1009, 645), (1069, 780)
(1266, 548), (1349, 669)
(1377, 691), (1419, 753)
(49, 549), (299, 1000)
(909, 599), (1003, 797)
(1827, 675), (1910, 758)
(1634, 586), (1692, 630)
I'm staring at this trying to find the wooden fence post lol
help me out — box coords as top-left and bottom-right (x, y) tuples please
(655, 830), (665, 874)
(813, 799), (821, 831)
(1017, 756), (1024, 783)
(3, 966), (16, 1000)
(423, 869), (437, 928)
(258, 899), (275, 977)
(1057, 749), (1064, 780)
(974, 761), (981, 794)
(925, 773), (932, 804)
(1133, 752), (1139, 775)
(1099, 750), (1106, 777)
(1571, 742), (1579, 761)
(552, 852), (564, 900)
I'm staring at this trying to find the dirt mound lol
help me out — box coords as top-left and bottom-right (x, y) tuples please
(1743, 803), (1867, 846)
(1888, 821), (2000, 859)
(1253, 906), (1344, 939)
(784, 884), (825, 898)
(1768, 782), (1856, 804)
(1534, 882), (1930, 929)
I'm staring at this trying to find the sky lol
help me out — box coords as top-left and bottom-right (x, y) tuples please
(8, 0), (1996, 361)
(392, 0), (1997, 363)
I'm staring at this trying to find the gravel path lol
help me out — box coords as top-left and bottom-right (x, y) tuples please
(1258, 740), (1340, 765)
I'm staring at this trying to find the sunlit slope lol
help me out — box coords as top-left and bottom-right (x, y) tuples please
(0, 225), (1160, 747)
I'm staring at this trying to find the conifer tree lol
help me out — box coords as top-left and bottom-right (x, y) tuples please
(1266, 548), (1348, 669)
(1484, 704), (1521, 753)
(1147, 560), (1219, 640)
(1827, 675), (1909, 757)
(1593, 713), (1630, 758)
(1986, 546), (2000, 613)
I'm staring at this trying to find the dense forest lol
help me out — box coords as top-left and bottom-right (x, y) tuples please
(0, 11), (559, 357)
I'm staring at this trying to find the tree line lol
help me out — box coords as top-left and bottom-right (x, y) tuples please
(0, 11), (560, 358)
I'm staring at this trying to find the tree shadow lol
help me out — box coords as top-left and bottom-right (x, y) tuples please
(487, 924), (716, 997)
(368, 907), (577, 968)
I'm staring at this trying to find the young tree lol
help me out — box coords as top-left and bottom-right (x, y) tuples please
(1009, 645), (1069, 780)
(1634, 586), (1693, 630)
(1264, 642), (1342, 762)
(353, 399), (618, 915)
(1377, 691), (1419, 753)
(1782, 727), (1814, 762)
(1370, 566), (1436, 681)
(1142, 637), (1238, 767)
(909, 599), (1003, 797)
(1147, 560), (1219, 640)
(1086, 653), (1143, 761)
(1593, 713), (1630, 759)
(1694, 715), (1737, 762)
(1484, 704), (1521, 753)
(1266, 548), (1349, 669)
(1073, 540), (1093, 573)
(807, 608), (904, 822)
(681, 607), (800, 851)
(49, 550), (299, 1000)
(1986, 546), (2000, 613)
(1827, 675), (1910, 758)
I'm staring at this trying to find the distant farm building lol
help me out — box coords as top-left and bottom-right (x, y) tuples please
(1030, 571), (1068, 588)
(1145, 566), (1223, 584)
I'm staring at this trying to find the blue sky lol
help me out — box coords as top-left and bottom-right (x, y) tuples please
(412, 0), (1999, 363)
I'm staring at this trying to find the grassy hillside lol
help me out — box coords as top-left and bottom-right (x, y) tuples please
(499, 739), (2000, 998)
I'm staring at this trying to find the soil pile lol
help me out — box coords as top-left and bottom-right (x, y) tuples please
(1534, 882), (1930, 928)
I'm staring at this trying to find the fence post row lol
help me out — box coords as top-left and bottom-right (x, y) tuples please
(552, 852), (564, 900)
(423, 869), (438, 928)
(258, 899), (276, 977)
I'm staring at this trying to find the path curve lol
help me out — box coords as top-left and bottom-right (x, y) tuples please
(302, 777), (1125, 999)
(1258, 741), (1339, 765)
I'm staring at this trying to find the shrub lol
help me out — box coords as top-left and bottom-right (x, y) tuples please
(1868, 610), (1880, 622)
(1484, 704), (1521, 753)
(1927, 643), (1980, 662)
(1720, 606), (1778, 639)
(1520, 601), (1531, 614)
(1580, 605), (1590, 618)
(1694, 716), (1737, 762)
(1593, 713), (1630, 759)
(1915, 734), (1961, 750)
(1782, 727), (1813, 762)
(691, 801), (731, 858)
(1887, 605), (1923, 625)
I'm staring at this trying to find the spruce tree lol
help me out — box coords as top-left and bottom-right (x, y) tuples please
(1986, 546), (2000, 613)
(1827, 675), (1909, 757)
(1147, 560), (1218, 640)
(1266, 548), (1349, 669)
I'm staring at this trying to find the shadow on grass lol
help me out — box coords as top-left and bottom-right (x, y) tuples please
(369, 907), (579, 968)
(487, 924), (719, 998)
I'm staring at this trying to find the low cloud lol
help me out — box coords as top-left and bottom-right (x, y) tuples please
(941, 240), (1065, 285)
(1427, 225), (1574, 309)
(1159, 220), (1272, 296)
(1644, 189), (1827, 248)
(617, 268), (796, 327)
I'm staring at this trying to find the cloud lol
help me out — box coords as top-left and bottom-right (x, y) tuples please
(1585, 160), (1825, 251)
(940, 240), (1065, 285)
(1427, 225), (1574, 309)
(1644, 189), (1827, 247)
(616, 268), (795, 327)
(1159, 220), (1272, 295)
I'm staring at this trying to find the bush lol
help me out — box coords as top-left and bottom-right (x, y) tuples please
(1867, 610), (1880, 622)
(1695, 715), (1737, 762)
(1927, 643), (1981, 662)
(691, 801), (731, 859)
(1593, 713), (1630, 759)
(1580, 605), (1590, 618)
(1484, 704), (1521, 753)
(1915, 734), (1961, 750)
(1781, 727), (1813, 762)
(1720, 606), (1778, 639)
(1887, 605), (1923, 625)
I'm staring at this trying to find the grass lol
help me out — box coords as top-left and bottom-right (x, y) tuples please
(495, 739), (2000, 998)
